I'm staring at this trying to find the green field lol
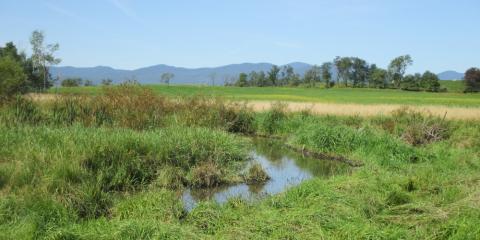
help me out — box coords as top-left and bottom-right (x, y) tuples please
(50, 81), (480, 107)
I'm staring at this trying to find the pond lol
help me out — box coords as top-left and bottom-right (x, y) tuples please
(182, 138), (350, 211)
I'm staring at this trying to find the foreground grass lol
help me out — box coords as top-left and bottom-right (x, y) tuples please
(50, 82), (480, 107)
(1, 88), (480, 239)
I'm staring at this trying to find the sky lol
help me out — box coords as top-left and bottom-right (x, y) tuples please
(1, 0), (479, 73)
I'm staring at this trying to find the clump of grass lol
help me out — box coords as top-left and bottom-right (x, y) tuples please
(392, 107), (450, 146)
(385, 190), (411, 206)
(244, 162), (270, 184)
(82, 142), (158, 192)
(222, 103), (256, 135)
(68, 184), (113, 219)
(189, 161), (224, 188)
(151, 166), (186, 189)
(261, 101), (287, 134)
(2, 96), (43, 125)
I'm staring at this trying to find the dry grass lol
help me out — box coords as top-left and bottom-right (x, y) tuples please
(247, 101), (480, 120)
(26, 93), (480, 120)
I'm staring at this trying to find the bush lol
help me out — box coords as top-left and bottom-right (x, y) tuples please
(190, 161), (223, 188)
(244, 162), (270, 184)
(0, 56), (27, 101)
(392, 107), (450, 146)
(262, 102), (287, 134)
(61, 78), (83, 87)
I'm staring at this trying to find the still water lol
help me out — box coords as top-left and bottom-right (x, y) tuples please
(182, 138), (348, 211)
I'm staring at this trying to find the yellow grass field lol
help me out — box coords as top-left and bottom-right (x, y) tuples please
(247, 101), (480, 120)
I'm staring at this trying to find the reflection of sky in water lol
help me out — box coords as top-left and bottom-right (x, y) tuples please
(183, 139), (346, 211)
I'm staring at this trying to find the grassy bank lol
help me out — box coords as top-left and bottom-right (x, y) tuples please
(48, 81), (480, 107)
(1, 86), (479, 239)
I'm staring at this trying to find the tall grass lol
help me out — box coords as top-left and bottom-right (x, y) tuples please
(1, 86), (479, 239)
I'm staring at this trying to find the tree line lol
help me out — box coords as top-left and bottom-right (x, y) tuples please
(229, 55), (480, 92)
(2, 31), (480, 100)
(0, 30), (60, 100)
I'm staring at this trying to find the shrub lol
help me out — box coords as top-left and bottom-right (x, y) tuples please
(392, 107), (450, 146)
(61, 78), (83, 87)
(190, 161), (223, 188)
(223, 103), (255, 134)
(8, 96), (43, 124)
(82, 142), (157, 192)
(0, 56), (27, 101)
(244, 162), (270, 184)
(152, 166), (186, 189)
(262, 102), (287, 134)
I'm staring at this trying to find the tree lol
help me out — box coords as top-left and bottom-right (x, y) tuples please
(0, 42), (24, 63)
(370, 68), (388, 88)
(388, 55), (413, 88)
(420, 71), (440, 92)
(267, 65), (280, 86)
(30, 30), (61, 91)
(208, 72), (217, 86)
(464, 67), (480, 92)
(84, 79), (94, 86)
(304, 65), (321, 88)
(351, 57), (369, 87)
(101, 78), (113, 86)
(320, 62), (332, 88)
(236, 73), (248, 87)
(61, 78), (83, 87)
(256, 71), (267, 87)
(0, 56), (27, 100)
(160, 72), (174, 85)
(0, 42), (43, 91)
(281, 65), (300, 86)
(401, 73), (421, 90)
(334, 56), (353, 86)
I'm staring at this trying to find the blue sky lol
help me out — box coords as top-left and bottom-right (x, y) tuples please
(1, 0), (479, 73)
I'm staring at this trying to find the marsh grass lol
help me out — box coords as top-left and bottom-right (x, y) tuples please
(1, 85), (479, 239)
(244, 162), (270, 184)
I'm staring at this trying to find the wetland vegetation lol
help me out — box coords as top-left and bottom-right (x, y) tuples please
(1, 84), (479, 239)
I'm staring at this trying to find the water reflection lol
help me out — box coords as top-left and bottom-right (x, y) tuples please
(182, 138), (348, 211)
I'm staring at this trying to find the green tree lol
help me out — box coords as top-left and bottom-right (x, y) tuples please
(30, 30), (61, 91)
(320, 62), (332, 88)
(420, 71), (440, 92)
(281, 65), (300, 86)
(208, 72), (217, 86)
(463, 67), (480, 92)
(61, 78), (83, 87)
(334, 56), (353, 86)
(351, 57), (369, 87)
(101, 78), (113, 86)
(388, 55), (413, 88)
(370, 68), (388, 88)
(236, 73), (248, 87)
(401, 73), (421, 90)
(0, 57), (27, 100)
(267, 65), (280, 86)
(304, 65), (321, 88)
(84, 79), (94, 86)
(160, 72), (174, 85)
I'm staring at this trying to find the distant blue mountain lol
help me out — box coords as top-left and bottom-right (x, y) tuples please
(50, 63), (464, 85)
(437, 71), (464, 80)
(50, 62), (313, 85)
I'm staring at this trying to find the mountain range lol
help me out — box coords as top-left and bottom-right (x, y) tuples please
(50, 63), (464, 85)
(437, 71), (464, 80)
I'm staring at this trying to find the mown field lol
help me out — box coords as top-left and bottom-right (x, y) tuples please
(49, 80), (480, 107)
(2, 85), (480, 239)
